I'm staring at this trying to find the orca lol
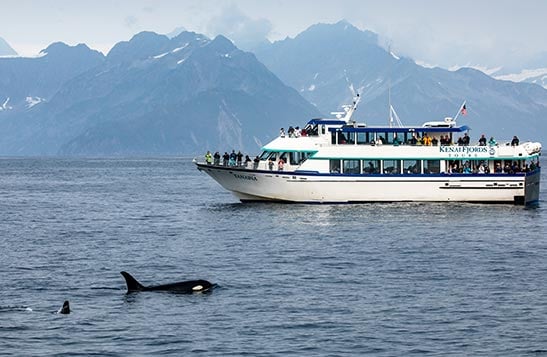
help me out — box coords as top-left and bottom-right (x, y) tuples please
(58, 301), (70, 314)
(120, 271), (214, 294)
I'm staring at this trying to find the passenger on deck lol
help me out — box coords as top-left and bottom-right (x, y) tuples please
(478, 134), (487, 146)
(253, 155), (260, 169)
(288, 126), (295, 137)
(457, 136), (464, 146)
(495, 162), (503, 173)
(376, 136), (384, 145)
(244, 155), (252, 168)
(278, 158), (285, 171)
(213, 151), (220, 165)
(488, 137), (497, 146)
(462, 133), (470, 146)
(511, 136), (520, 146)
(236, 151), (243, 166)
(222, 152), (229, 166)
(393, 135), (401, 146)
(295, 127), (301, 137)
(268, 158), (274, 170)
(432, 137), (438, 146)
(423, 134), (432, 146)
(410, 135), (418, 145)
(205, 151), (213, 165)
(280, 128), (286, 138)
(229, 150), (237, 166)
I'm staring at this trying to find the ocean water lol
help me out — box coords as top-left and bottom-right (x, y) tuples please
(0, 157), (546, 356)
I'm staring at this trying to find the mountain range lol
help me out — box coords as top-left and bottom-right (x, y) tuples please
(1, 21), (546, 156)
(0, 31), (319, 155)
(254, 21), (547, 144)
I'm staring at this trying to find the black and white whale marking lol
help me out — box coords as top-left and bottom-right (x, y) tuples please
(120, 271), (214, 294)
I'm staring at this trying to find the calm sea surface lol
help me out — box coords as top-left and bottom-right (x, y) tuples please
(1, 157), (546, 356)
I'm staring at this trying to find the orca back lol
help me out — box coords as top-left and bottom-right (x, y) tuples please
(120, 271), (214, 294)
(59, 300), (70, 314)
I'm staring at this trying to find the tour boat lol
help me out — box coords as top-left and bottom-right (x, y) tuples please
(195, 95), (541, 205)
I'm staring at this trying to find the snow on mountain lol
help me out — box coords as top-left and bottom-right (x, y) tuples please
(25, 96), (45, 108)
(0, 30), (320, 155)
(495, 68), (547, 89)
(0, 97), (12, 111)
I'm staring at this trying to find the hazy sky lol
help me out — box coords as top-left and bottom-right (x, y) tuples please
(1, 0), (546, 70)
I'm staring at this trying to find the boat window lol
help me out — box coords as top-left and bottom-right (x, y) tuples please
(305, 124), (318, 136)
(379, 132), (389, 144)
(290, 151), (313, 165)
(259, 151), (270, 161)
(331, 132), (337, 144)
(266, 152), (277, 162)
(357, 132), (370, 144)
(321, 125), (325, 135)
(363, 160), (381, 174)
(289, 152), (298, 165)
(424, 160), (440, 174)
(343, 160), (360, 174)
(347, 132), (356, 144)
(404, 160), (422, 174)
(337, 132), (348, 144)
(383, 160), (401, 175)
(330, 159), (341, 173)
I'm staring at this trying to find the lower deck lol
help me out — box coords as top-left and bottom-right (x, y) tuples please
(196, 162), (541, 206)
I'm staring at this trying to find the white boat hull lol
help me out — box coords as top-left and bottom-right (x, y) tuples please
(196, 163), (540, 205)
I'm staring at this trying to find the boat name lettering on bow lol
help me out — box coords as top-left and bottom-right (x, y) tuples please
(234, 174), (258, 181)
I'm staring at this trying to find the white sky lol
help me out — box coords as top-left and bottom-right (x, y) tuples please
(1, 0), (546, 70)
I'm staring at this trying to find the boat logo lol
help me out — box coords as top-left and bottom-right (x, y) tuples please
(489, 147), (496, 156)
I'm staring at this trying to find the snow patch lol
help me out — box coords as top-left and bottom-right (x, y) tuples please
(25, 96), (45, 108)
(308, 84), (316, 91)
(177, 58), (186, 65)
(390, 51), (400, 60)
(313, 72), (319, 80)
(153, 52), (169, 59)
(448, 64), (503, 76)
(495, 68), (547, 84)
(223, 53), (231, 58)
(414, 60), (436, 69)
(0, 97), (12, 111)
(172, 43), (189, 53)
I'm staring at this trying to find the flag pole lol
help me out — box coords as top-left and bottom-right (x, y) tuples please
(453, 100), (466, 122)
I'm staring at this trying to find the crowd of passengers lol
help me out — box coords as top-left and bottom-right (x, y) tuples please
(341, 132), (520, 147)
(205, 149), (291, 171)
(448, 160), (539, 174)
(204, 150), (261, 168)
(279, 125), (523, 148)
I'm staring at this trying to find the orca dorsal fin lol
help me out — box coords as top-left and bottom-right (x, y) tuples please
(120, 271), (146, 292)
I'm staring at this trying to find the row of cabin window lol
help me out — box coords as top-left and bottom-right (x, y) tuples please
(329, 159), (441, 174)
(259, 151), (314, 166)
(332, 131), (449, 145)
